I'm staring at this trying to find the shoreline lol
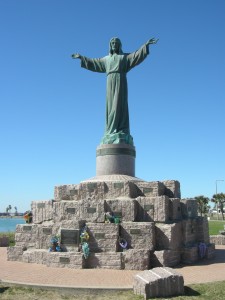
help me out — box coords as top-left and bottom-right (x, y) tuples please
(0, 216), (23, 219)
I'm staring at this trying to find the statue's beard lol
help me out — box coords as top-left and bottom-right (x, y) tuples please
(112, 49), (119, 54)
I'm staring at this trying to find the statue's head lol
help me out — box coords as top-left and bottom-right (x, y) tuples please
(109, 37), (123, 55)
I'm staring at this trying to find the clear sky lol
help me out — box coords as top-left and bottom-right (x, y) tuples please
(0, 0), (224, 213)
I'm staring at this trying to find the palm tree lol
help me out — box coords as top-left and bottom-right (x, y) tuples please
(212, 193), (225, 220)
(195, 195), (209, 217)
(8, 205), (12, 214)
(14, 206), (18, 216)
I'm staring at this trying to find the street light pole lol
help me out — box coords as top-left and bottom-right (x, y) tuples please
(216, 180), (224, 194)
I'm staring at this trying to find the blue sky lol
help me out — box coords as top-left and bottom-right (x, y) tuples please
(0, 0), (224, 212)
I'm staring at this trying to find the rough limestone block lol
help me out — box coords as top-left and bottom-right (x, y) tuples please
(86, 223), (119, 252)
(84, 252), (122, 269)
(181, 199), (198, 218)
(36, 222), (60, 249)
(22, 249), (48, 264)
(151, 249), (181, 267)
(46, 252), (83, 269)
(122, 249), (150, 270)
(80, 199), (105, 222)
(120, 222), (155, 250)
(104, 181), (138, 199)
(7, 246), (24, 261)
(53, 201), (81, 222)
(135, 181), (165, 197)
(182, 219), (198, 246)
(15, 224), (39, 249)
(31, 200), (54, 224)
(79, 182), (106, 201)
(104, 199), (138, 222)
(205, 243), (215, 259)
(60, 220), (82, 230)
(169, 198), (182, 221)
(136, 196), (170, 223)
(196, 217), (210, 244)
(155, 222), (182, 250)
(53, 181), (108, 202)
(53, 198), (105, 224)
(162, 180), (181, 199)
(54, 184), (80, 201)
(181, 245), (198, 264)
(210, 235), (225, 245)
(133, 267), (184, 299)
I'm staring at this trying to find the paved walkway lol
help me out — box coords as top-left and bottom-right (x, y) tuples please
(0, 246), (225, 289)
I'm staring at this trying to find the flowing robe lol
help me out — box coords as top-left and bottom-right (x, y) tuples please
(80, 44), (149, 144)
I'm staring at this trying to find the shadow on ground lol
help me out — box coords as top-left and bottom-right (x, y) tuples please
(176, 247), (225, 270)
(0, 287), (10, 294)
(184, 286), (201, 297)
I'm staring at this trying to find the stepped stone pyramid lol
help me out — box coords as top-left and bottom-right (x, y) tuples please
(7, 173), (215, 270)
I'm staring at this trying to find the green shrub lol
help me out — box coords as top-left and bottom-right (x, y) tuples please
(0, 232), (15, 246)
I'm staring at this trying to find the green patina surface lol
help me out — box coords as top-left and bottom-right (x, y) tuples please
(72, 38), (158, 145)
(96, 147), (136, 157)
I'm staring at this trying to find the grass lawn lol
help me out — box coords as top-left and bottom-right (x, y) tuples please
(1, 281), (225, 300)
(208, 220), (225, 235)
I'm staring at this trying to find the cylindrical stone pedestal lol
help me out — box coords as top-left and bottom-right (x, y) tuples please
(96, 144), (136, 176)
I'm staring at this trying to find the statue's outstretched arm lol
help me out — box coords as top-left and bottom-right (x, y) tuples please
(71, 53), (82, 59)
(146, 38), (159, 46)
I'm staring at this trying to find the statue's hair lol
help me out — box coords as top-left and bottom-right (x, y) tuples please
(109, 37), (123, 55)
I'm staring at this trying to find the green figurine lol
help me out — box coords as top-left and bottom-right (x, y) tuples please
(72, 38), (158, 145)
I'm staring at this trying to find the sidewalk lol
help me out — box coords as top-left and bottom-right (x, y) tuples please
(0, 246), (225, 289)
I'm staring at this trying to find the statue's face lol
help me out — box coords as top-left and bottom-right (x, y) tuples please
(111, 39), (120, 52)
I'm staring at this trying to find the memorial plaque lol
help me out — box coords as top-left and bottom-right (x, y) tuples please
(144, 204), (154, 211)
(37, 203), (45, 209)
(95, 233), (105, 239)
(143, 188), (153, 194)
(130, 228), (141, 235)
(70, 190), (78, 196)
(66, 207), (76, 214)
(61, 229), (79, 245)
(87, 183), (97, 192)
(23, 226), (32, 232)
(87, 207), (96, 214)
(60, 257), (70, 264)
(42, 228), (52, 235)
(114, 182), (124, 189)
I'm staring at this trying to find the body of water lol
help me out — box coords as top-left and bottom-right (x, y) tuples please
(0, 217), (25, 232)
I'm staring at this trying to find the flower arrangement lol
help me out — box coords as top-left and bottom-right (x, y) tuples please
(80, 224), (90, 259)
(49, 236), (62, 252)
(23, 211), (33, 223)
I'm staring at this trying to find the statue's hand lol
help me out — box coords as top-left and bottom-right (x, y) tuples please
(146, 38), (159, 45)
(71, 53), (82, 59)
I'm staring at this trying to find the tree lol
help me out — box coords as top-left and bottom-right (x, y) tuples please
(212, 193), (225, 220)
(8, 205), (12, 214)
(6, 205), (12, 216)
(195, 195), (209, 217)
(14, 206), (18, 216)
